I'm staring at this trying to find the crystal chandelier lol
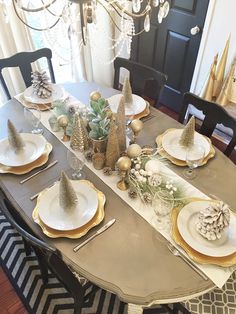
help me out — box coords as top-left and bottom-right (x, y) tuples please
(11, 0), (169, 56)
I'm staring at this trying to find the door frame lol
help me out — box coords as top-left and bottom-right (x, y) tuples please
(190, 0), (216, 92)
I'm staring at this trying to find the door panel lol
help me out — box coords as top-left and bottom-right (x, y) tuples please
(131, 0), (209, 112)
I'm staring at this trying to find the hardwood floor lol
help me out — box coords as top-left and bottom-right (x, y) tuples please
(0, 267), (27, 314)
(0, 105), (235, 314)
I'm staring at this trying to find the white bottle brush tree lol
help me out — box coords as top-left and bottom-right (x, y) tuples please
(31, 71), (52, 99)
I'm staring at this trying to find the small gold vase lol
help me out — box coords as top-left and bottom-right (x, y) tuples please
(90, 137), (108, 153)
(92, 152), (105, 170)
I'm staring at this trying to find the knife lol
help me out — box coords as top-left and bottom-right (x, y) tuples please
(73, 219), (116, 252)
(20, 160), (58, 184)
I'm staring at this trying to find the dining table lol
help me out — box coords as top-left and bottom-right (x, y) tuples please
(0, 81), (236, 308)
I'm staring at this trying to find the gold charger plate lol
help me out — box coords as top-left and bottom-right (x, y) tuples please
(155, 128), (215, 166)
(128, 101), (150, 120)
(19, 94), (51, 111)
(0, 142), (52, 174)
(171, 200), (236, 267)
(32, 180), (106, 239)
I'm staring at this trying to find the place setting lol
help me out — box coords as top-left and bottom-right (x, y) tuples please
(32, 171), (107, 239)
(171, 198), (236, 267)
(106, 76), (150, 121)
(156, 116), (216, 168)
(0, 119), (53, 175)
(17, 70), (67, 111)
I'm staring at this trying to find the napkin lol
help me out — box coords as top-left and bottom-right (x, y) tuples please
(179, 116), (195, 148)
(122, 76), (133, 106)
(59, 171), (78, 210)
(7, 119), (25, 153)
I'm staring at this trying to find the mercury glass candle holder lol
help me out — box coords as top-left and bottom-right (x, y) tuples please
(130, 119), (143, 144)
(116, 156), (132, 190)
(57, 115), (70, 142)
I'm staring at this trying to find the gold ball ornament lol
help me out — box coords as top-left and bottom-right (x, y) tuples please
(117, 156), (131, 171)
(57, 115), (69, 127)
(130, 119), (143, 133)
(90, 91), (102, 101)
(127, 144), (142, 158)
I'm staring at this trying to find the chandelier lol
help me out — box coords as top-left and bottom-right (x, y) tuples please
(10, 0), (169, 57)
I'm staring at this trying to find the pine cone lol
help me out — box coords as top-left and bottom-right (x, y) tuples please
(143, 192), (152, 204)
(128, 188), (138, 199)
(85, 151), (93, 162)
(103, 167), (113, 176)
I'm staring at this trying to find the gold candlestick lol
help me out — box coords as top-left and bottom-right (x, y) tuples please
(130, 119), (143, 144)
(116, 156), (131, 190)
(57, 115), (70, 142)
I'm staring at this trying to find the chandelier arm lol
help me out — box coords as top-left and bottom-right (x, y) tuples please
(12, 0), (61, 31)
(40, 0), (65, 17)
(110, 0), (152, 18)
(12, 0), (58, 13)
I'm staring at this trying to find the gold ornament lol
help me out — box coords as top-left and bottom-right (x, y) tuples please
(105, 120), (120, 170)
(127, 144), (142, 158)
(130, 119), (143, 144)
(57, 115), (70, 142)
(90, 91), (102, 101)
(70, 113), (89, 152)
(116, 156), (131, 190)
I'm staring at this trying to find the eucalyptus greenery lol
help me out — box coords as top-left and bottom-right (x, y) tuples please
(88, 98), (111, 140)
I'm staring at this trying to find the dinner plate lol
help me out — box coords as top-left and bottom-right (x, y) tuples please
(177, 201), (236, 257)
(38, 181), (99, 231)
(162, 129), (210, 161)
(0, 133), (47, 167)
(107, 94), (146, 115)
(23, 84), (65, 104)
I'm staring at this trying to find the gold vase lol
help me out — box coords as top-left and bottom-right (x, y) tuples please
(90, 137), (108, 153)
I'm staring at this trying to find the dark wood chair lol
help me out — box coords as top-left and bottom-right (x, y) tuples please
(0, 48), (56, 100)
(0, 190), (99, 314)
(178, 92), (236, 157)
(113, 57), (167, 107)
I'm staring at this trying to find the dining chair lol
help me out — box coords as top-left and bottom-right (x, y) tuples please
(113, 57), (167, 107)
(178, 92), (236, 157)
(0, 190), (99, 314)
(0, 48), (56, 100)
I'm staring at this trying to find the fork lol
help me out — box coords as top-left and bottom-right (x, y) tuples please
(167, 243), (208, 281)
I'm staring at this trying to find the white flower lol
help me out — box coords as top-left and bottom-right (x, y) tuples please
(130, 168), (135, 174)
(135, 164), (141, 170)
(148, 174), (162, 187)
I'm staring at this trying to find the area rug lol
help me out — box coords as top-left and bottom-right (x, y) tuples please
(0, 209), (127, 314)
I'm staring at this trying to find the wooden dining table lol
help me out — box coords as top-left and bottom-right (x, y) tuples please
(1, 81), (236, 307)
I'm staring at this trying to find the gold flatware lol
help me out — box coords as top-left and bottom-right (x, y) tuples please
(20, 160), (58, 184)
(167, 243), (208, 281)
(73, 219), (116, 252)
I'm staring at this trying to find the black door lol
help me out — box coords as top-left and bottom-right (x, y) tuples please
(131, 0), (210, 112)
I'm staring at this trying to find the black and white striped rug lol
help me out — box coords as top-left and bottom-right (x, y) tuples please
(0, 210), (127, 314)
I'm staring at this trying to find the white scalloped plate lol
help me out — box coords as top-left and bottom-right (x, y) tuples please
(23, 84), (65, 104)
(107, 94), (146, 115)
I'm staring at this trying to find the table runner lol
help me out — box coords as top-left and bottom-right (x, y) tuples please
(15, 92), (236, 288)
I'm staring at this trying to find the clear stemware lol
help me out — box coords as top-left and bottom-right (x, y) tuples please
(67, 150), (86, 180)
(183, 144), (205, 179)
(24, 106), (43, 134)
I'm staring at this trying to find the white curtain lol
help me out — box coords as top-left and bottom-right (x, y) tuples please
(0, 3), (34, 100)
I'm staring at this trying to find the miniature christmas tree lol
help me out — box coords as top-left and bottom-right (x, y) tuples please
(31, 71), (52, 99)
(179, 116), (195, 148)
(7, 119), (24, 153)
(116, 96), (126, 153)
(105, 120), (120, 170)
(196, 201), (230, 240)
(70, 112), (89, 152)
(122, 76), (133, 106)
(59, 171), (78, 210)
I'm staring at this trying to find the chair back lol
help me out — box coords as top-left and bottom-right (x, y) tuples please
(113, 57), (167, 106)
(0, 48), (56, 100)
(178, 92), (236, 156)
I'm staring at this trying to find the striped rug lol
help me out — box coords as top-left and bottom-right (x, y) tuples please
(0, 209), (127, 314)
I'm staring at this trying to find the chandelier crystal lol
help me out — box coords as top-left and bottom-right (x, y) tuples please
(10, 0), (169, 58)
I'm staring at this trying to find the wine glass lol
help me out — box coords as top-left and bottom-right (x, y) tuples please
(67, 150), (86, 180)
(153, 190), (174, 218)
(183, 144), (205, 179)
(24, 107), (43, 134)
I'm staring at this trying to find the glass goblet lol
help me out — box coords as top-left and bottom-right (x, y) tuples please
(67, 150), (86, 180)
(24, 107), (43, 134)
(153, 190), (174, 218)
(183, 144), (205, 179)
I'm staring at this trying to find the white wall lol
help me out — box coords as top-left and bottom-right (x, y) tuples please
(191, 0), (236, 95)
